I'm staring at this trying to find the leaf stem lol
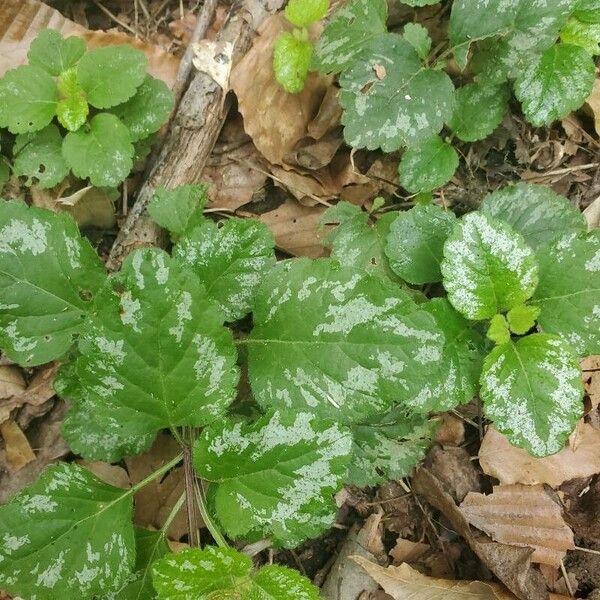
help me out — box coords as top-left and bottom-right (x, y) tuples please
(128, 452), (183, 498)
(194, 479), (228, 548)
(161, 491), (186, 535)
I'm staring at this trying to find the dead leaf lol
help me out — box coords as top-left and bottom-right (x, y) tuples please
(353, 558), (524, 600)
(0, 366), (25, 399)
(1, 419), (35, 470)
(373, 64), (387, 79)
(79, 460), (130, 490)
(412, 467), (548, 600)
(0, 401), (69, 503)
(460, 485), (575, 566)
(583, 356), (600, 411)
(192, 39), (234, 92)
(257, 199), (327, 257)
(427, 446), (482, 503)
(307, 86), (342, 140)
(0, 362), (58, 426)
(124, 432), (191, 541)
(479, 425), (600, 487)
(434, 413), (466, 446)
(584, 78), (600, 137)
(389, 539), (430, 565)
(30, 184), (119, 229)
(231, 14), (333, 165)
(0, 0), (179, 87)
(583, 197), (600, 230)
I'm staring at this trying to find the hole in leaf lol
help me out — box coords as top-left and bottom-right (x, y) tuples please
(78, 289), (93, 301)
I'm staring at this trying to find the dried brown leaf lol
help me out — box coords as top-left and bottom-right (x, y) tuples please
(257, 199), (326, 257)
(0, 401), (69, 502)
(479, 425), (600, 487)
(583, 356), (600, 410)
(0, 0), (179, 86)
(0, 366), (25, 400)
(412, 467), (548, 600)
(460, 485), (575, 567)
(124, 432), (192, 541)
(79, 460), (130, 490)
(584, 78), (600, 138)
(0, 419), (35, 470)
(352, 558), (523, 600)
(231, 14), (333, 165)
(389, 539), (430, 565)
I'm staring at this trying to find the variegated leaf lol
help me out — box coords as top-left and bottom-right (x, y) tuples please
(481, 334), (583, 457)
(441, 212), (538, 320)
(194, 411), (352, 547)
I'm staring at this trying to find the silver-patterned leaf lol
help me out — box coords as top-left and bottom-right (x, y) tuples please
(312, 0), (388, 74)
(349, 408), (436, 487)
(60, 248), (239, 461)
(514, 42), (595, 126)
(173, 218), (276, 321)
(194, 411), (352, 547)
(247, 258), (445, 424)
(0, 200), (106, 366)
(441, 212), (539, 320)
(480, 182), (586, 249)
(534, 230), (600, 356)
(0, 463), (135, 599)
(339, 34), (455, 152)
(481, 334), (583, 457)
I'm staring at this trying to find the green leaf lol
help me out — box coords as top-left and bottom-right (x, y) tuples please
(514, 43), (595, 126)
(561, 16), (600, 54)
(147, 184), (209, 239)
(447, 82), (510, 142)
(62, 113), (134, 187)
(285, 0), (329, 27)
(339, 34), (454, 152)
(152, 546), (253, 599)
(349, 408), (436, 487)
(0, 462), (135, 599)
(574, 0), (600, 23)
(321, 201), (396, 276)
(480, 182), (586, 249)
(112, 528), (170, 600)
(27, 29), (86, 76)
(77, 45), (147, 109)
(56, 68), (89, 131)
(312, 0), (388, 74)
(173, 218), (276, 321)
(402, 23), (432, 60)
(449, 0), (575, 72)
(152, 547), (321, 599)
(60, 248), (239, 461)
(0, 65), (57, 134)
(441, 212), (539, 320)
(247, 258), (444, 424)
(401, 0), (440, 5)
(13, 124), (69, 188)
(252, 565), (321, 599)
(507, 304), (541, 335)
(398, 136), (458, 194)
(0, 200), (106, 366)
(385, 204), (457, 284)
(194, 410), (352, 547)
(110, 75), (174, 142)
(487, 313), (511, 345)
(273, 33), (313, 94)
(419, 298), (487, 411)
(481, 333), (583, 456)
(533, 230), (600, 356)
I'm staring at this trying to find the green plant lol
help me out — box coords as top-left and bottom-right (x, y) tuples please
(272, 0), (330, 93)
(0, 177), (597, 597)
(273, 0), (598, 194)
(0, 29), (174, 189)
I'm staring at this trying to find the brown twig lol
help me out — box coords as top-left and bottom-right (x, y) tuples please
(91, 0), (138, 36)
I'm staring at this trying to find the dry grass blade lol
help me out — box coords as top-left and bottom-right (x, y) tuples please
(460, 485), (574, 567)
